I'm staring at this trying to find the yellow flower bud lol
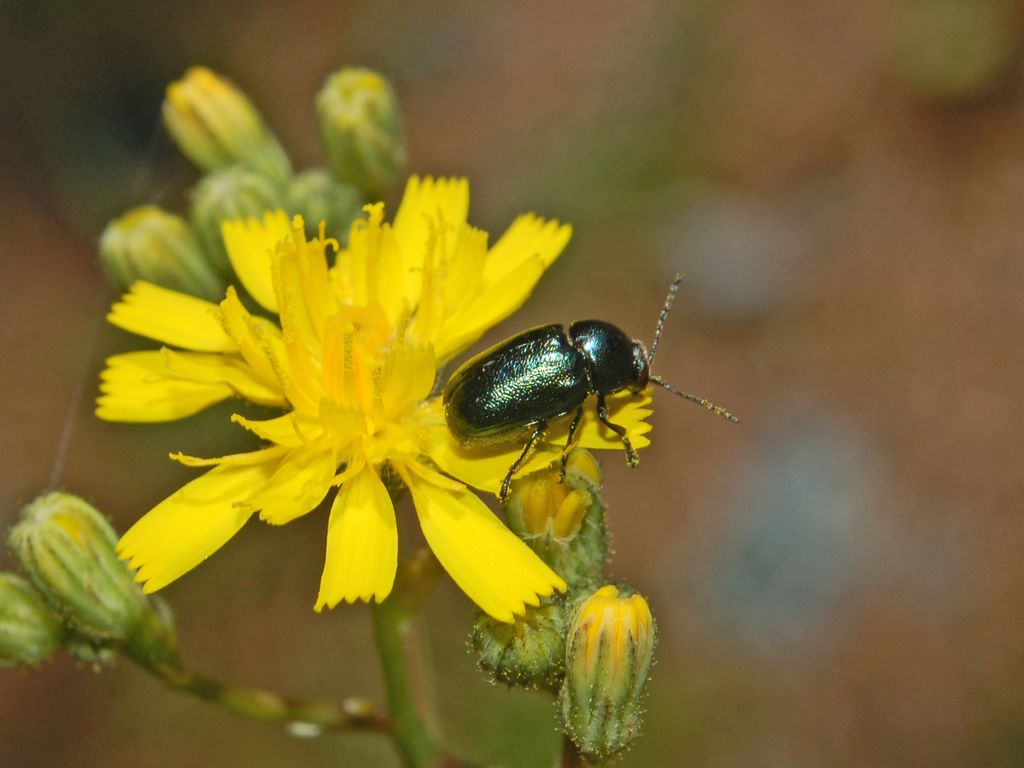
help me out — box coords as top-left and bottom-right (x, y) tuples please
(0, 573), (64, 667)
(8, 493), (178, 665)
(190, 165), (285, 272)
(100, 205), (224, 300)
(559, 585), (656, 759)
(286, 169), (362, 242)
(163, 66), (291, 183)
(316, 68), (405, 198)
(504, 450), (607, 586)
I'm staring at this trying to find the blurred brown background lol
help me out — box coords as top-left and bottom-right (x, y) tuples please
(2, 1), (1023, 766)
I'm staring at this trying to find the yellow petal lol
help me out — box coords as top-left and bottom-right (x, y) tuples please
(108, 281), (234, 352)
(573, 389), (653, 451)
(432, 216), (571, 360)
(281, 216), (337, 335)
(441, 224), (487, 308)
(160, 348), (286, 407)
(393, 176), (469, 255)
(117, 461), (275, 592)
(221, 210), (291, 312)
(171, 446), (287, 467)
(219, 288), (316, 412)
(315, 466), (397, 610)
(336, 205), (406, 323)
(433, 256), (545, 362)
(318, 400), (368, 452)
(231, 412), (320, 447)
(392, 176), (469, 302)
(483, 214), (571, 286)
(400, 463), (566, 622)
(218, 287), (282, 385)
(381, 343), (436, 420)
(251, 447), (337, 525)
(97, 351), (234, 422)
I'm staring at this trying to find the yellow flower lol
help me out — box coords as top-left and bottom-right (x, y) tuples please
(97, 177), (652, 621)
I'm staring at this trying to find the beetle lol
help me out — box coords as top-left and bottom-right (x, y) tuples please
(442, 275), (739, 501)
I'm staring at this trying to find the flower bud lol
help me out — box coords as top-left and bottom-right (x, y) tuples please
(8, 492), (178, 665)
(190, 165), (285, 272)
(472, 598), (566, 691)
(504, 450), (607, 586)
(891, 0), (1015, 102)
(163, 66), (292, 183)
(67, 639), (118, 668)
(286, 169), (362, 242)
(100, 205), (224, 300)
(0, 573), (64, 667)
(316, 68), (405, 198)
(559, 585), (656, 760)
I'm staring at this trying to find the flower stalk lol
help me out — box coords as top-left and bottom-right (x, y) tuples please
(132, 653), (389, 736)
(371, 549), (444, 768)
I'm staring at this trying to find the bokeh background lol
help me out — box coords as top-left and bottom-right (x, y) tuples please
(2, 1), (1023, 766)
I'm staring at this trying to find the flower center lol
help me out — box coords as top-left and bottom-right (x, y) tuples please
(316, 308), (435, 463)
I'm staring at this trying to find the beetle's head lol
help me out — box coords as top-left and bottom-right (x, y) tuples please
(629, 340), (650, 392)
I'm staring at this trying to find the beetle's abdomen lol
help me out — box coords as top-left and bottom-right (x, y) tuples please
(442, 324), (591, 445)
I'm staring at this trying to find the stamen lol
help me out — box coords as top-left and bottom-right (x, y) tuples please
(363, 202), (384, 226)
(371, 360), (385, 412)
(342, 327), (355, 402)
(417, 216), (439, 338)
(394, 304), (413, 346)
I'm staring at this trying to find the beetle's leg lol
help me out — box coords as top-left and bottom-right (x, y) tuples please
(596, 394), (639, 467)
(558, 406), (585, 483)
(500, 422), (548, 502)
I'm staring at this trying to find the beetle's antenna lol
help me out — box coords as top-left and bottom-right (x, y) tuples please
(647, 274), (739, 424)
(648, 274), (684, 367)
(650, 375), (740, 423)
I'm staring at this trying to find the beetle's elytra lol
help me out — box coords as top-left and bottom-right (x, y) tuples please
(442, 275), (738, 500)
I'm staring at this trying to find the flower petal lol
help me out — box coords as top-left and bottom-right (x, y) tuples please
(108, 281), (234, 352)
(219, 288), (316, 413)
(160, 348), (286, 407)
(221, 210), (291, 312)
(573, 389), (653, 450)
(230, 412), (320, 447)
(250, 447), (337, 525)
(171, 446), (287, 468)
(117, 461), (275, 592)
(382, 343), (436, 420)
(401, 463), (566, 622)
(336, 205), (406, 323)
(434, 256), (545, 362)
(97, 351), (234, 422)
(274, 217), (337, 337)
(392, 176), (469, 306)
(393, 176), (469, 261)
(315, 466), (397, 610)
(483, 214), (571, 285)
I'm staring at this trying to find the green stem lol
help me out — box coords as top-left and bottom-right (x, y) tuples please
(372, 597), (439, 768)
(370, 550), (486, 768)
(132, 656), (389, 736)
